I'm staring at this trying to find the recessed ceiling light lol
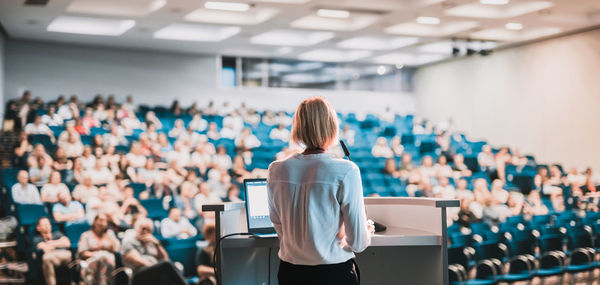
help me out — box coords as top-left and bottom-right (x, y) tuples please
(337, 36), (418, 50)
(299, 49), (371, 62)
(153, 23), (240, 42)
(250, 29), (334, 46)
(204, 1), (249, 12)
(480, 0), (509, 5)
(505, 22), (523, 30)
(376, 65), (387, 75)
(276, 46), (293, 54)
(47, 16), (135, 36)
(317, 9), (350, 19)
(416, 16), (440, 25)
(395, 64), (404, 69)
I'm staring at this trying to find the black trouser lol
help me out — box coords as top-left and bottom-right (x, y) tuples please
(131, 261), (187, 285)
(278, 259), (359, 285)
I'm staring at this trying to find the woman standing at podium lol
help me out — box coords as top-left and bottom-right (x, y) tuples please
(267, 96), (373, 285)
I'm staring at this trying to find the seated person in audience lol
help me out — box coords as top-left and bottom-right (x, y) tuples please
(432, 177), (456, 199)
(434, 155), (453, 178)
(126, 142), (148, 169)
(382, 158), (400, 178)
(121, 110), (142, 134)
(81, 108), (100, 130)
(194, 183), (222, 223)
(230, 155), (252, 183)
(567, 167), (586, 186)
(339, 125), (355, 146)
(436, 133), (452, 159)
(243, 109), (260, 127)
(179, 125), (203, 147)
(469, 178), (491, 219)
(12, 170), (42, 204)
(261, 110), (277, 126)
(510, 148), (528, 168)
(52, 192), (86, 224)
(207, 169), (231, 198)
(144, 123), (159, 143)
(390, 136), (404, 156)
(174, 176), (199, 219)
(80, 146), (96, 170)
(219, 121), (237, 139)
(164, 160), (186, 186)
(212, 145), (233, 171)
(143, 111), (162, 130)
(122, 218), (187, 285)
(548, 165), (563, 186)
(223, 185), (242, 203)
(141, 176), (175, 199)
(269, 124), (290, 142)
(507, 191), (525, 217)
(52, 147), (73, 172)
(478, 145), (498, 180)
(490, 179), (509, 205)
(119, 186), (147, 225)
(60, 132), (84, 159)
(74, 118), (90, 135)
(41, 171), (70, 203)
(34, 217), (72, 285)
(78, 213), (121, 285)
(451, 154), (472, 178)
(218, 101), (234, 116)
(72, 175), (99, 204)
(494, 147), (512, 181)
(86, 159), (115, 185)
(405, 172), (424, 197)
(189, 113), (208, 132)
(191, 144), (213, 176)
(418, 156), (436, 184)
(160, 208), (198, 239)
(57, 120), (80, 144)
(168, 119), (186, 139)
(223, 111), (244, 134)
(24, 115), (55, 142)
(456, 198), (479, 228)
(371, 137), (393, 158)
(103, 124), (128, 147)
(13, 132), (33, 169)
(454, 178), (474, 200)
(29, 156), (52, 187)
(206, 122), (220, 141)
(27, 144), (53, 168)
(41, 105), (64, 127)
(197, 223), (217, 285)
(167, 141), (191, 168)
(274, 111), (292, 127)
(398, 153), (415, 178)
(137, 159), (160, 187)
(93, 103), (108, 122)
(525, 190), (549, 216)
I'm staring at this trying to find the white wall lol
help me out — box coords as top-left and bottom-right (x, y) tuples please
(4, 39), (417, 114)
(0, 31), (5, 125)
(415, 29), (600, 172)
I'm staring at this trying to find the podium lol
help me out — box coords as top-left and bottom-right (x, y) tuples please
(203, 197), (459, 285)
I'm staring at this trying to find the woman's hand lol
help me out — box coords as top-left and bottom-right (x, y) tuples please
(366, 219), (375, 236)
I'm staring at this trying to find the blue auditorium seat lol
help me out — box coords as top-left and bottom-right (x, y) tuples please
(141, 198), (168, 220)
(17, 204), (49, 226)
(65, 222), (90, 248)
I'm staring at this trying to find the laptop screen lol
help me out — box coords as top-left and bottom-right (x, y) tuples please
(244, 179), (275, 230)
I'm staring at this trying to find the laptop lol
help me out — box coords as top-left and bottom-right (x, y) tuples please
(243, 178), (278, 238)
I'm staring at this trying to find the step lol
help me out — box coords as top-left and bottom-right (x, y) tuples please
(0, 277), (26, 284)
(0, 262), (28, 273)
(0, 241), (17, 249)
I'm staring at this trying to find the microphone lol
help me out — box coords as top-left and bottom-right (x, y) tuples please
(339, 140), (351, 161)
(339, 139), (386, 233)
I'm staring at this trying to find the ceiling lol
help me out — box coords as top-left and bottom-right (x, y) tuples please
(1, 0), (599, 66)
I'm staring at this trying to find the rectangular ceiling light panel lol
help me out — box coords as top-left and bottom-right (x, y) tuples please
(385, 21), (478, 37)
(337, 36), (419, 50)
(153, 23), (241, 42)
(47, 16), (135, 36)
(250, 29), (334, 46)
(445, 1), (554, 19)
(185, 7), (278, 25)
(66, 0), (166, 17)
(290, 14), (379, 31)
(298, 49), (372, 62)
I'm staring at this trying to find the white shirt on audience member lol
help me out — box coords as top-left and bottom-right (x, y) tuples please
(160, 217), (198, 239)
(11, 183), (42, 204)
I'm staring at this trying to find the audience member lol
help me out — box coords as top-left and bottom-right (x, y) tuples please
(122, 218), (187, 285)
(160, 208), (198, 239)
(78, 213), (121, 285)
(34, 217), (71, 285)
(12, 170), (42, 204)
(41, 171), (69, 203)
(52, 192), (86, 224)
(196, 224), (217, 285)
(371, 137), (393, 158)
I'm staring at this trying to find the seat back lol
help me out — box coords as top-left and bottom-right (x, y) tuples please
(17, 204), (49, 226)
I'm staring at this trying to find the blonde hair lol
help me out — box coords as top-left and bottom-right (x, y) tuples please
(291, 97), (339, 150)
